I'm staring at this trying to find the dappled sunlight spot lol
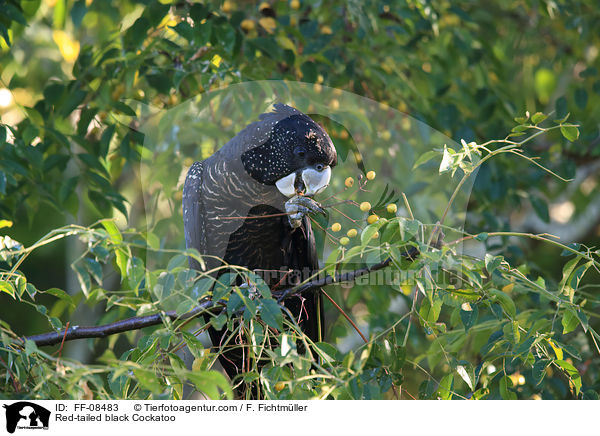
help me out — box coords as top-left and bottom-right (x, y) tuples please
(550, 201), (575, 224)
(580, 175), (597, 196)
(52, 30), (80, 63)
(0, 88), (13, 108)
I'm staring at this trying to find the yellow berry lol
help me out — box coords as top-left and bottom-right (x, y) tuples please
(359, 202), (371, 212)
(386, 203), (397, 214)
(366, 170), (376, 180)
(346, 229), (357, 238)
(330, 99), (340, 110)
(290, 0), (300, 9)
(381, 130), (391, 141)
(372, 231), (379, 239)
(221, 0), (233, 12)
(344, 177), (354, 188)
(240, 19), (255, 31)
(340, 130), (349, 139)
(274, 381), (285, 392)
(259, 17), (277, 33)
(331, 223), (341, 232)
(221, 117), (232, 128)
(367, 214), (379, 225)
(339, 237), (350, 246)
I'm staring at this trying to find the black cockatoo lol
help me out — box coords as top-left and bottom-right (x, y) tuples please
(182, 104), (337, 383)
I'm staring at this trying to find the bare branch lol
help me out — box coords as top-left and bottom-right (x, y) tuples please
(24, 257), (397, 347)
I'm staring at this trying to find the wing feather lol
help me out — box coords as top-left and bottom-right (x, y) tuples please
(182, 161), (206, 270)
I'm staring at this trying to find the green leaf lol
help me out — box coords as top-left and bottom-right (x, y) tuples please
(397, 217), (419, 241)
(484, 253), (503, 274)
(133, 368), (163, 394)
(314, 342), (341, 364)
(212, 272), (236, 301)
(126, 256), (145, 291)
(459, 303), (478, 332)
(73, 263), (91, 296)
(436, 374), (453, 400)
(84, 258), (103, 284)
(559, 256), (580, 295)
(560, 125), (579, 142)
(4, 3), (28, 25)
(488, 289), (516, 318)
(574, 88), (587, 109)
(412, 150), (439, 169)
(555, 359), (582, 395)
(531, 112), (547, 124)
(419, 297), (443, 326)
(325, 246), (342, 277)
(260, 299), (284, 331)
(181, 331), (205, 359)
(175, 299), (196, 317)
(531, 359), (551, 385)
(503, 320), (520, 344)
(101, 220), (128, 279)
(474, 232), (488, 241)
(499, 376), (517, 400)
(300, 61), (317, 83)
(439, 145), (455, 173)
(186, 371), (232, 400)
(15, 274), (27, 297)
(0, 280), (15, 297)
(43, 287), (74, 307)
(555, 96), (568, 119)
(561, 308), (579, 334)
(24, 339), (39, 357)
(210, 313), (227, 330)
(530, 194), (549, 223)
(455, 362), (475, 391)
(360, 219), (387, 248)
(112, 101), (137, 116)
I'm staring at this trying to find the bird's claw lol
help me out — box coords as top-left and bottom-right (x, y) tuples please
(239, 282), (259, 300)
(285, 195), (325, 228)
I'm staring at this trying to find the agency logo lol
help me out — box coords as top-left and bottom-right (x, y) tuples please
(2, 402), (50, 434)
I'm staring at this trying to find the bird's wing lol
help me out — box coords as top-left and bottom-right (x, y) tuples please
(182, 160), (206, 270)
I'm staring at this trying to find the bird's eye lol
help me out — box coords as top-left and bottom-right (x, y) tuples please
(294, 146), (306, 158)
(315, 163), (324, 172)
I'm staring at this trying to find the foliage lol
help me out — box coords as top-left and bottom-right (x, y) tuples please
(1, 0), (599, 400)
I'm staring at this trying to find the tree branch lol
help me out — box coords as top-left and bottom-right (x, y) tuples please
(24, 257), (394, 347)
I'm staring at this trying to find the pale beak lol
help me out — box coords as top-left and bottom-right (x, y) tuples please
(275, 166), (331, 198)
(301, 166), (331, 196)
(275, 172), (297, 197)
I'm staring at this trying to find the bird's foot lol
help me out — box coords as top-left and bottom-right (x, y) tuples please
(239, 282), (259, 300)
(285, 195), (326, 229)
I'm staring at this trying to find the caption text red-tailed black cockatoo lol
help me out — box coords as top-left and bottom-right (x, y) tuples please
(182, 104), (337, 383)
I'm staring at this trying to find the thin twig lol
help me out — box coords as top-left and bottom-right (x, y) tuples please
(321, 289), (367, 343)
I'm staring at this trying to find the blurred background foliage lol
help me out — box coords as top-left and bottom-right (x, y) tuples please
(0, 0), (599, 399)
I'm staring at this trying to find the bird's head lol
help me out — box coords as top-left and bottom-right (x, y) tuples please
(241, 111), (337, 198)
